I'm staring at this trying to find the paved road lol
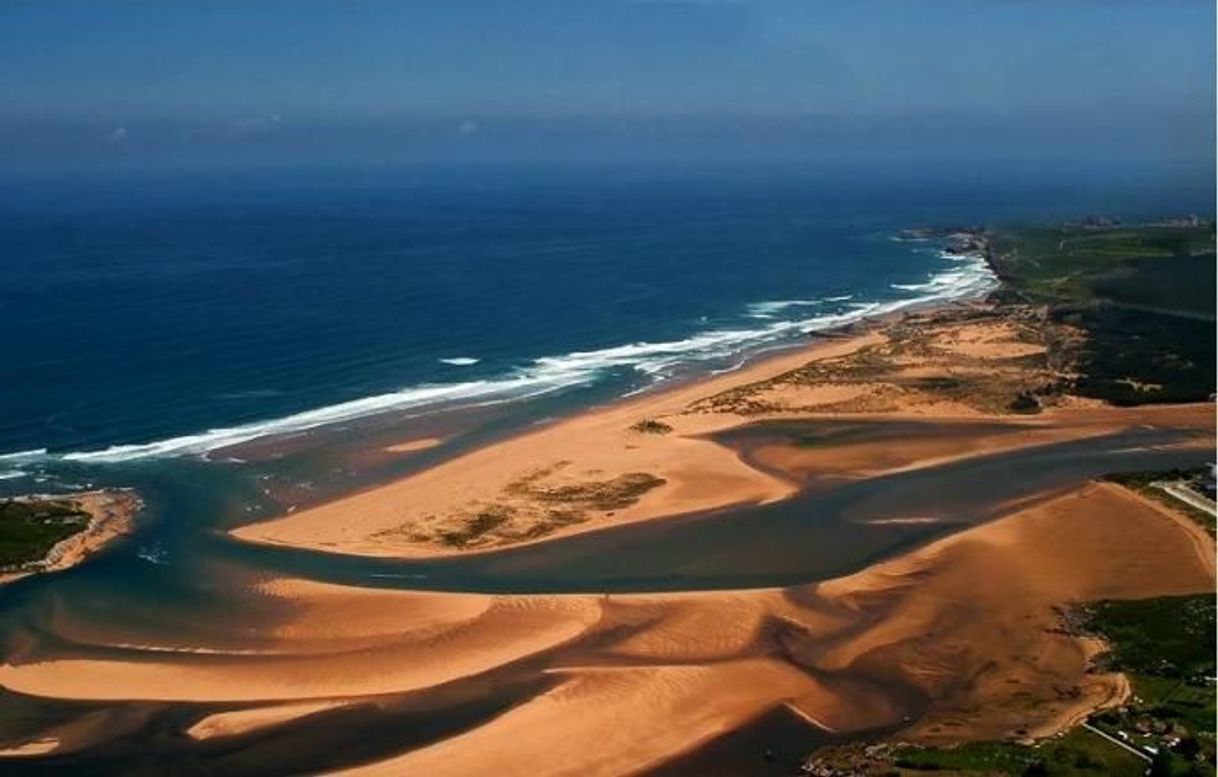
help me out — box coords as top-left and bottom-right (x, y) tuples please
(1158, 482), (1218, 517)
(1081, 722), (1152, 763)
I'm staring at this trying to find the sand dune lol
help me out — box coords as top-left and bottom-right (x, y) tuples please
(813, 480), (1214, 741)
(231, 301), (1212, 563)
(2, 302), (1213, 770)
(4, 473), (1212, 770)
(231, 335), (880, 558)
(0, 593), (601, 702)
(337, 660), (830, 777)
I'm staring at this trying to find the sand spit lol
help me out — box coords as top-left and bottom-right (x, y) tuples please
(2, 478), (1212, 771)
(232, 301), (1211, 560)
(231, 334), (882, 558)
(0, 490), (140, 584)
(383, 437), (442, 454)
(186, 699), (357, 741)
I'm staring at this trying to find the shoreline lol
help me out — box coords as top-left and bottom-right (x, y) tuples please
(229, 327), (886, 557)
(229, 275), (1211, 561)
(226, 235), (999, 560)
(1, 224), (1214, 771)
(0, 490), (141, 584)
(0, 233), (996, 470)
(2, 477), (1210, 770)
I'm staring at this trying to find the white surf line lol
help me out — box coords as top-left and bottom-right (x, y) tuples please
(10, 237), (997, 467)
(0, 448), (47, 462)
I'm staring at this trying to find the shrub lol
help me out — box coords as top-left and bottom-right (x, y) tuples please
(630, 419), (673, 434)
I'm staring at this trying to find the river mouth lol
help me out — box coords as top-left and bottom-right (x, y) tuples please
(0, 411), (1210, 773)
(205, 415), (1211, 594)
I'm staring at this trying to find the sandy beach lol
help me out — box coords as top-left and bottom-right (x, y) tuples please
(231, 332), (882, 557)
(232, 301), (1212, 560)
(2, 476), (1211, 771)
(1, 299), (1213, 770)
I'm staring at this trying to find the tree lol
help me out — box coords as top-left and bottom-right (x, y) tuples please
(1021, 761), (1049, 777)
(1148, 750), (1173, 777)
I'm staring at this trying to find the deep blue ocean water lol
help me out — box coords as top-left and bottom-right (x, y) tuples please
(1, 163), (1211, 473)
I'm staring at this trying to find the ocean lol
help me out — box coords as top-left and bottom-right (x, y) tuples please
(0, 163), (1212, 772)
(3, 162), (1209, 476)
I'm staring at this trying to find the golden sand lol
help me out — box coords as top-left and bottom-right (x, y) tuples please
(231, 303), (1212, 561)
(2, 303), (1213, 770)
(3, 479), (1212, 772)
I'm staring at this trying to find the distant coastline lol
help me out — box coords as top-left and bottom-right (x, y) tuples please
(0, 229), (997, 471)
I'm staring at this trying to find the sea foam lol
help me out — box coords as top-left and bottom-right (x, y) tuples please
(11, 241), (997, 466)
(0, 449), (48, 462)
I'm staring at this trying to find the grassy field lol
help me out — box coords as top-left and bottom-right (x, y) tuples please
(1085, 594), (1216, 776)
(1087, 594), (1214, 680)
(0, 498), (91, 568)
(807, 727), (1148, 776)
(987, 223), (1215, 405)
(891, 728), (1148, 776)
(987, 226), (1215, 312)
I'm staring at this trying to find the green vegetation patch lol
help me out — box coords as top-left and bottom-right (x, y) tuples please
(988, 225), (1215, 312)
(436, 505), (515, 548)
(1086, 595), (1215, 685)
(987, 223), (1216, 406)
(0, 498), (91, 568)
(807, 728), (1147, 776)
(1063, 306), (1215, 406)
(892, 740), (1037, 773)
(630, 418), (674, 435)
(516, 471), (666, 511)
(893, 730), (1146, 775)
(1084, 594), (1216, 776)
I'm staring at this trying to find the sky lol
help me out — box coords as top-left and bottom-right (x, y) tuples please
(1, 0), (1214, 172)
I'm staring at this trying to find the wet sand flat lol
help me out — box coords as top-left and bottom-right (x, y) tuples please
(3, 476), (1210, 774)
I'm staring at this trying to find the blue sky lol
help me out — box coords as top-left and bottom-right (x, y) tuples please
(2, 0), (1213, 170)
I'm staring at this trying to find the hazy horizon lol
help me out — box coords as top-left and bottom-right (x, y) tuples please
(2, 0), (1213, 173)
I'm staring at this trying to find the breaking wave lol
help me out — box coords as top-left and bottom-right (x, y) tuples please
(7, 241), (996, 466)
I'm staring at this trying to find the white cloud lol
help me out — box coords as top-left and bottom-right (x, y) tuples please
(457, 119), (479, 136)
(106, 126), (128, 143)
